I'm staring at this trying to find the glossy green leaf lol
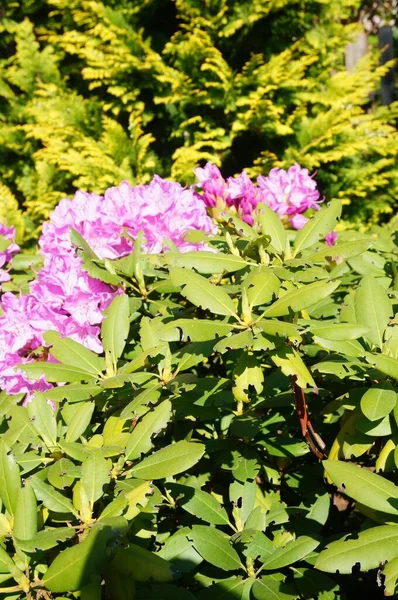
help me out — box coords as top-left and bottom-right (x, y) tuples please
(323, 460), (398, 515)
(125, 400), (172, 460)
(131, 441), (205, 479)
(313, 336), (364, 358)
(294, 200), (341, 255)
(0, 441), (21, 514)
(14, 527), (76, 552)
(30, 475), (77, 515)
(43, 383), (102, 404)
(360, 384), (397, 421)
(366, 353), (398, 380)
(197, 577), (248, 599)
(315, 525), (398, 573)
(355, 276), (392, 348)
(243, 267), (280, 307)
(64, 401), (95, 442)
(233, 352), (264, 403)
(81, 455), (111, 506)
(260, 536), (319, 570)
(257, 203), (288, 254)
(307, 321), (369, 341)
(48, 458), (78, 490)
(188, 525), (243, 571)
(13, 481), (37, 541)
(42, 526), (111, 592)
(102, 293), (130, 373)
(158, 319), (234, 342)
(18, 362), (96, 383)
(382, 556), (398, 596)
(170, 267), (237, 317)
(253, 574), (298, 600)
(166, 483), (231, 526)
(44, 330), (105, 375)
(272, 347), (316, 388)
(158, 528), (203, 573)
(27, 392), (57, 447)
(306, 239), (372, 262)
(165, 251), (248, 274)
(262, 280), (340, 318)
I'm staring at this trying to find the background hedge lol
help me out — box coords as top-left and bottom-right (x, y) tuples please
(0, 0), (397, 239)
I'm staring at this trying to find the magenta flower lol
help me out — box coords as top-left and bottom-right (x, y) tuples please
(0, 176), (217, 399)
(257, 163), (322, 229)
(325, 231), (337, 246)
(0, 224), (19, 286)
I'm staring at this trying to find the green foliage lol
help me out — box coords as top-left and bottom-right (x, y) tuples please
(0, 0), (397, 232)
(1, 205), (398, 598)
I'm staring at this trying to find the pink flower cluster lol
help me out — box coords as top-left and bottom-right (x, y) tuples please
(0, 224), (19, 286)
(194, 162), (322, 229)
(0, 177), (216, 397)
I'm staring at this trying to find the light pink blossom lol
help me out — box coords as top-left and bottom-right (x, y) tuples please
(0, 224), (19, 285)
(0, 177), (216, 398)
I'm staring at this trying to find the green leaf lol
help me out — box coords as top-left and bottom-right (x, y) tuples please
(257, 203), (288, 254)
(355, 276), (392, 348)
(253, 574), (298, 600)
(166, 483), (231, 526)
(43, 383), (102, 404)
(170, 267), (237, 317)
(81, 455), (111, 506)
(313, 336), (364, 358)
(15, 527), (76, 552)
(64, 401), (95, 442)
(323, 460), (398, 515)
(188, 525), (243, 571)
(174, 341), (215, 372)
(0, 441), (21, 514)
(243, 267), (280, 307)
(272, 347), (316, 388)
(214, 331), (254, 354)
(233, 352), (264, 403)
(382, 556), (398, 596)
(294, 200), (341, 255)
(30, 475), (77, 515)
(131, 441), (205, 480)
(42, 526), (111, 592)
(165, 251), (248, 274)
(315, 525), (398, 573)
(18, 362), (96, 383)
(366, 353), (398, 380)
(306, 239), (372, 262)
(125, 400), (172, 461)
(101, 294), (130, 374)
(306, 321), (369, 341)
(257, 320), (301, 339)
(158, 528), (203, 573)
(262, 280), (340, 318)
(259, 536), (319, 570)
(48, 458), (78, 490)
(360, 384), (397, 421)
(13, 481), (37, 541)
(27, 392), (57, 447)
(158, 319), (234, 342)
(44, 331), (105, 375)
(197, 577), (248, 599)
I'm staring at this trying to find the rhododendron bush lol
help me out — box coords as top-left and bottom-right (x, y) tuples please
(0, 164), (397, 600)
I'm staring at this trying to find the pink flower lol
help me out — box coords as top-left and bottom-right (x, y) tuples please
(0, 176), (217, 399)
(325, 231), (337, 246)
(194, 163), (227, 209)
(0, 224), (19, 286)
(257, 163), (321, 229)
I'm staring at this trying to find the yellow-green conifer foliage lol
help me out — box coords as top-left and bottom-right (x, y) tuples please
(1, 0), (397, 231)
